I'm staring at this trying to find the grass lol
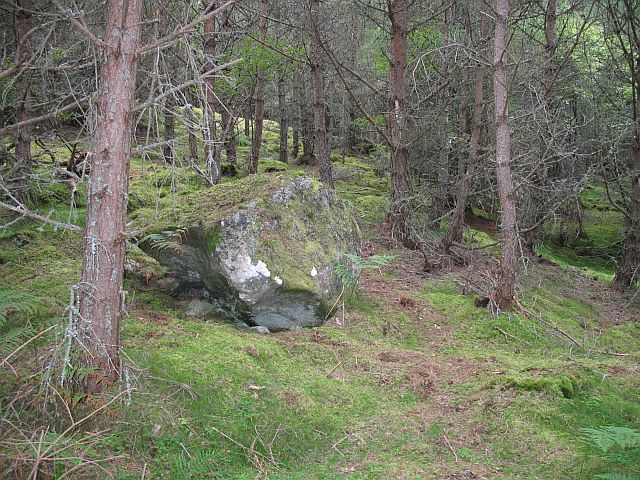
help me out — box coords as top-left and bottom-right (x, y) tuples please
(1, 127), (639, 479)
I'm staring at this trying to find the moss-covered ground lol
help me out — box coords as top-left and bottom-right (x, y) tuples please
(1, 121), (639, 479)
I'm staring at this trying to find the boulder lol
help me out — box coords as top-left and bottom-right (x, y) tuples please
(135, 173), (360, 331)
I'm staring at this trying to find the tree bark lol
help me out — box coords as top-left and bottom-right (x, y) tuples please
(185, 95), (199, 163)
(295, 68), (314, 157)
(613, 49), (640, 289)
(248, 0), (269, 174)
(387, 0), (412, 245)
(309, 0), (334, 186)
(78, 0), (143, 394)
(163, 98), (176, 164)
(11, 0), (34, 199)
(492, 0), (518, 309)
(203, 0), (220, 184)
(442, 9), (489, 252)
(221, 105), (237, 163)
(433, 2), (453, 222)
(278, 76), (289, 164)
(292, 127), (300, 158)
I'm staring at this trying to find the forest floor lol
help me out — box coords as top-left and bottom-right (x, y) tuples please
(1, 120), (639, 479)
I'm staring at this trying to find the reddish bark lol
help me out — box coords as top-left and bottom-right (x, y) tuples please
(387, 0), (412, 245)
(309, 0), (334, 187)
(78, 0), (143, 393)
(12, 0), (34, 198)
(492, 0), (518, 309)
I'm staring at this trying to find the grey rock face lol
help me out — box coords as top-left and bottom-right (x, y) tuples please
(140, 176), (360, 331)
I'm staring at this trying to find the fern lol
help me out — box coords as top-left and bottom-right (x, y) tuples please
(582, 426), (640, 454)
(0, 290), (39, 327)
(582, 426), (640, 480)
(595, 474), (640, 480)
(335, 253), (396, 295)
(0, 290), (41, 360)
(170, 449), (217, 479)
(142, 227), (187, 252)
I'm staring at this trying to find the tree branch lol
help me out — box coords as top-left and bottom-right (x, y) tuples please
(137, 0), (236, 55)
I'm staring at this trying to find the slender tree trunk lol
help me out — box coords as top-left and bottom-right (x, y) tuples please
(12, 0), (34, 198)
(492, 0), (518, 309)
(78, 0), (143, 394)
(218, 7), (236, 164)
(244, 90), (252, 137)
(613, 51), (640, 289)
(442, 9), (489, 252)
(292, 128), (300, 158)
(296, 68), (314, 157)
(613, 139), (640, 289)
(278, 76), (289, 164)
(185, 96), (199, 163)
(163, 98), (176, 164)
(387, 0), (412, 245)
(221, 105), (237, 163)
(433, 2), (453, 222)
(203, 0), (220, 184)
(346, 103), (358, 153)
(524, 0), (558, 250)
(248, 0), (269, 174)
(309, 0), (334, 186)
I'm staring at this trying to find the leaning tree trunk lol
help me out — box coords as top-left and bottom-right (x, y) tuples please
(203, 0), (220, 184)
(77, 0), (142, 394)
(309, 0), (334, 187)
(278, 76), (289, 164)
(492, 0), (518, 309)
(12, 0), (34, 199)
(248, 0), (269, 174)
(442, 8), (489, 252)
(387, 0), (412, 246)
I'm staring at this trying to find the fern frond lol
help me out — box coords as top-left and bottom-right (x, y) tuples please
(0, 290), (40, 327)
(582, 426), (640, 454)
(595, 474), (640, 480)
(142, 227), (187, 252)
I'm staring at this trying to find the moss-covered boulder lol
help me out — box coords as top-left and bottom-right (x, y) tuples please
(136, 174), (361, 331)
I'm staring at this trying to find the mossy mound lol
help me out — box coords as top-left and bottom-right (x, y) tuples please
(136, 174), (361, 331)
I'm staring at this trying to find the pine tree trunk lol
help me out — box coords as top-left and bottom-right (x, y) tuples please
(203, 0), (220, 184)
(442, 8), (488, 252)
(492, 0), (518, 309)
(433, 3), (453, 223)
(292, 128), (300, 158)
(387, 0), (412, 245)
(163, 98), (176, 164)
(12, 0), (33, 199)
(614, 50), (640, 289)
(221, 105), (237, 163)
(278, 77), (289, 164)
(309, 0), (334, 186)
(248, 0), (269, 174)
(78, 0), (143, 394)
